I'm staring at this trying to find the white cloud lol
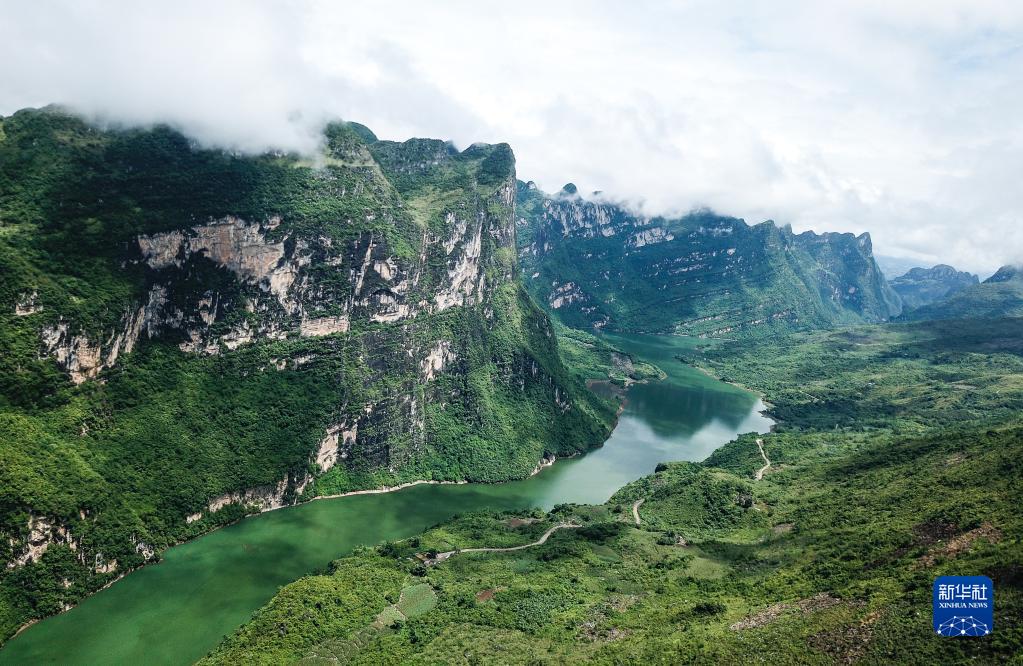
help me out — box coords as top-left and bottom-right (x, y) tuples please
(2, 0), (1021, 273)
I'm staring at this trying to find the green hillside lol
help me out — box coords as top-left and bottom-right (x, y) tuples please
(516, 182), (901, 337)
(0, 108), (612, 642)
(901, 265), (1023, 321)
(203, 317), (1023, 663)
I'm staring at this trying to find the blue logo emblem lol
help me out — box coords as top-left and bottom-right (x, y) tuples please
(933, 576), (993, 637)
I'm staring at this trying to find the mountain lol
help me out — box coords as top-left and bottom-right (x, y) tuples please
(517, 182), (901, 337)
(900, 264), (1023, 321)
(0, 108), (611, 639)
(889, 264), (979, 310)
(986, 264), (1023, 283)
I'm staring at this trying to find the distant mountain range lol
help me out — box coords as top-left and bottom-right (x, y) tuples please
(875, 254), (928, 279)
(899, 264), (1023, 321)
(889, 264), (979, 310)
(517, 182), (901, 337)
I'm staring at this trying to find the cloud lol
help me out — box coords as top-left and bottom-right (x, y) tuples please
(1, 0), (1021, 273)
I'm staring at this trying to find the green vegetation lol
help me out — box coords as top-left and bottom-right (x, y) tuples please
(516, 181), (901, 337)
(0, 108), (612, 644)
(900, 265), (1023, 322)
(204, 317), (1023, 663)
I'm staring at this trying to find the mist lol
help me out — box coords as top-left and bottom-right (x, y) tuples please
(2, 0), (1022, 273)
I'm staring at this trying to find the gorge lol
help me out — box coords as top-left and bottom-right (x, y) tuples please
(1, 334), (771, 663)
(1, 106), (1020, 664)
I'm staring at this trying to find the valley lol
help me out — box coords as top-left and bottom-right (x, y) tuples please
(1, 334), (770, 664)
(1, 106), (1021, 664)
(201, 318), (1023, 664)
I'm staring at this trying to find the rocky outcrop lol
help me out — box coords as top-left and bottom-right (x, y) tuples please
(6, 516), (76, 568)
(188, 471), (312, 523)
(630, 227), (674, 247)
(421, 341), (456, 381)
(315, 421), (359, 473)
(14, 291), (42, 316)
(300, 315), (350, 337)
(39, 191), (509, 374)
(40, 285), (168, 383)
(549, 282), (586, 309)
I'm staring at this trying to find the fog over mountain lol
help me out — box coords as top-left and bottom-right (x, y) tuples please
(2, 0), (1021, 273)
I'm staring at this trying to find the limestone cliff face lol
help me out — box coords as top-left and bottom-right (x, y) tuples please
(28, 140), (534, 477)
(1, 112), (608, 617)
(517, 181), (901, 336)
(42, 173), (511, 375)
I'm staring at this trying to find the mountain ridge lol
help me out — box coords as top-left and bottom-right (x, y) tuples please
(889, 264), (979, 311)
(517, 180), (901, 337)
(899, 263), (1023, 322)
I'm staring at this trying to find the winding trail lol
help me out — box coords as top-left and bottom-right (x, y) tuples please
(754, 438), (771, 481)
(424, 523), (580, 566)
(632, 499), (645, 525)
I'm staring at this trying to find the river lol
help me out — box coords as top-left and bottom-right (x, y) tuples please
(1, 333), (772, 664)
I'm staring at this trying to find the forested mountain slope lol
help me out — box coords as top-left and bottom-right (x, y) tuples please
(889, 264), (979, 310)
(0, 108), (612, 641)
(516, 182), (901, 336)
(900, 264), (1023, 321)
(204, 317), (1023, 664)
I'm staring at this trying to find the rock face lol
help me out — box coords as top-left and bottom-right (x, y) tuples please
(889, 264), (979, 311)
(0, 108), (611, 636)
(517, 181), (902, 336)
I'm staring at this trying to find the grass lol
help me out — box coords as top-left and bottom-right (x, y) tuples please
(396, 583), (438, 618)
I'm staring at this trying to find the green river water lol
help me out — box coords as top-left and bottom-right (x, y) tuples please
(1, 334), (772, 664)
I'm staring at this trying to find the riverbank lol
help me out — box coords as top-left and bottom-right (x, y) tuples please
(2, 332), (772, 664)
(8, 453), (570, 641)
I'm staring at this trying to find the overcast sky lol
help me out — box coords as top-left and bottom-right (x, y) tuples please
(2, 1), (1021, 274)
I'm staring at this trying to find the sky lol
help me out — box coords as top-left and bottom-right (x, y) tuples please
(2, 1), (1021, 274)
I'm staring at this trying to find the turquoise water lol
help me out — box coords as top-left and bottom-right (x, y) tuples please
(1, 334), (771, 664)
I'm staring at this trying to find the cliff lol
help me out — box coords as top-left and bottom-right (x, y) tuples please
(0, 108), (611, 640)
(516, 182), (902, 337)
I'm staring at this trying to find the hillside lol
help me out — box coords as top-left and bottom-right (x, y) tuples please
(0, 108), (612, 641)
(889, 264), (979, 310)
(900, 265), (1023, 321)
(516, 182), (901, 337)
(201, 317), (1023, 663)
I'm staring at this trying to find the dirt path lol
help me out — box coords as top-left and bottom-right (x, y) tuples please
(632, 499), (644, 525)
(425, 523), (580, 566)
(754, 438), (771, 481)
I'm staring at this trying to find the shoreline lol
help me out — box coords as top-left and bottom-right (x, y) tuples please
(298, 451), (562, 507)
(6, 348), (764, 649)
(687, 362), (777, 429)
(6, 452), (572, 642)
